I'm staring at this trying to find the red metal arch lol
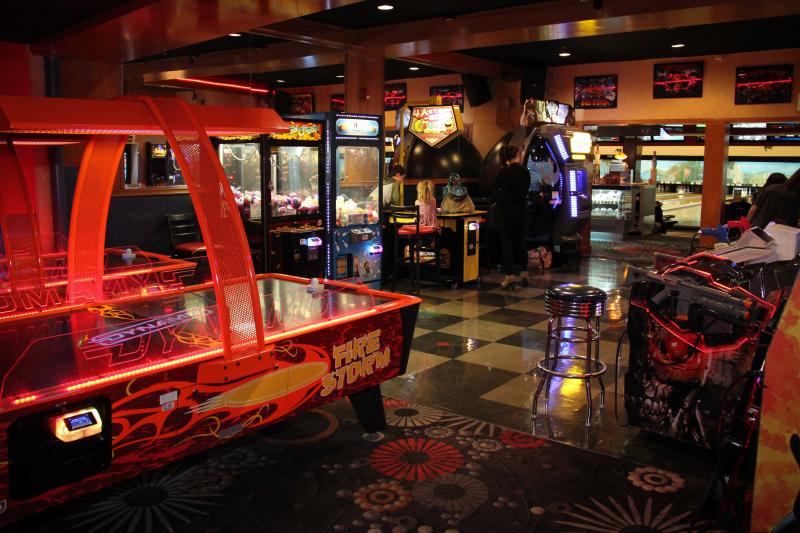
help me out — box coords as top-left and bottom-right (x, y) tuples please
(0, 140), (44, 292)
(63, 96), (265, 358)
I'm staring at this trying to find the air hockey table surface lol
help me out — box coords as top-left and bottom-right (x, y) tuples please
(0, 273), (419, 525)
(0, 274), (413, 409)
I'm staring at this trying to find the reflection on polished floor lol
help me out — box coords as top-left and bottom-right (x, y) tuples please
(384, 256), (714, 477)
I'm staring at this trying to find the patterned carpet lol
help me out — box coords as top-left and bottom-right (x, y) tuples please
(13, 398), (720, 533)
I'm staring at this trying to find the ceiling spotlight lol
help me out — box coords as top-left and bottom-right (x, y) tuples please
(276, 79), (285, 83)
(229, 33), (242, 37)
(377, 4), (394, 10)
(559, 52), (571, 57)
(671, 43), (685, 48)
(336, 74), (345, 78)
(409, 66), (420, 71)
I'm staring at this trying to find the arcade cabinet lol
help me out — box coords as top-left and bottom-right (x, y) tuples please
(215, 119), (326, 277)
(484, 99), (592, 269)
(325, 113), (384, 287)
(393, 104), (485, 286)
(145, 142), (184, 186)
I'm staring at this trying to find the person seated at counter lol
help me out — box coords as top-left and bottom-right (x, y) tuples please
(415, 180), (438, 229)
(382, 164), (405, 208)
(749, 168), (800, 228)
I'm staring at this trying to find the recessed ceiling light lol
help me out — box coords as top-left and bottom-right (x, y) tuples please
(229, 33), (242, 37)
(409, 66), (420, 71)
(276, 79), (285, 83)
(377, 4), (394, 10)
(671, 43), (685, 48)
(558, 52), (571, 57)
(336, 74), (345, 78)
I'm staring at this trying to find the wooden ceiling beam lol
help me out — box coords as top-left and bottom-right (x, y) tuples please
(140, 50), (344, 83)
(247, 19), (359, 50)
(357, 0), (800, 57)
(129, 42), (336, 76)
(401, 53), (522, 80)
(127, 0), (800, 86)
(32, 0), (366, 62)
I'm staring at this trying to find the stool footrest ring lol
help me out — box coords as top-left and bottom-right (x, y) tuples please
(536, 356), (607, 379)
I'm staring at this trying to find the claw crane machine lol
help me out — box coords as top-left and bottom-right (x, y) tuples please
(325, 113), (384, 287)
(215, 119), (326, 277)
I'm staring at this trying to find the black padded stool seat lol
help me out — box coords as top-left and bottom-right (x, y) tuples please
(533, 283), (608, 426)
(545, 283), (606, 318)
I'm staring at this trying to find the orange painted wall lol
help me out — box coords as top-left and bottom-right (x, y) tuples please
(545, 48), (800, 124)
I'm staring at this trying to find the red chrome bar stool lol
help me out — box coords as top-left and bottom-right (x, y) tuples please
(532, 283), (607, 426)
(390, 205), (440, 294)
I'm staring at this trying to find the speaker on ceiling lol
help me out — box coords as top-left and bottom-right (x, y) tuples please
(461, 73), (492, 108)
(274, 90), (292, 115)
(520, 66), (547, 103)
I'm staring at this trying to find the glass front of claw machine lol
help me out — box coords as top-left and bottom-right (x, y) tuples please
(218, 140), (262, 221)
(333, 144), (382, 286)
(217, 139), (264, 269)
(268, 143), (326, 277)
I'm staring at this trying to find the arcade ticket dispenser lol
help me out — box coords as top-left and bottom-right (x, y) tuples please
(438, 214), (482, 286)
(325, 113), (384, 288)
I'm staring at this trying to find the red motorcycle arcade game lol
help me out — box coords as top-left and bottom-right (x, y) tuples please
(0, 96), (420, 527)
(326, 113), (384, 288)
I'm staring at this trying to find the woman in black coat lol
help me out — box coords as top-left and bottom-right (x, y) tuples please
(493, 145), (531, 289)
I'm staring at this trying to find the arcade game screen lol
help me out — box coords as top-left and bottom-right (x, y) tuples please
(270, 146), (320, 217)
(335, 146), (380, 226)
(218, 142), (262, 220)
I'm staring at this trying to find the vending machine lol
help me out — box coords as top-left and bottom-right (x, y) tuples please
(325, 113), (384, 288)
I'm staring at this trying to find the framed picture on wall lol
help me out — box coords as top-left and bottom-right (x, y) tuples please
(330, 93), (345, 112)
(429, 85), (464, 110)
(574, 74), (617, 109)
(653, 62), (704, 98)
(290, 93), (314, 114)
(735, 65), (794, 104)
(384, 83), (407, 111)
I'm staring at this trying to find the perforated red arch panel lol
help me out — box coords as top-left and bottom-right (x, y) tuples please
(134, 96), (265, 356)
(0, 140), (44, 291)
(66, 135), (126, 302)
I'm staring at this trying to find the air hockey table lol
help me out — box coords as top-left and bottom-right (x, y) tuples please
(0, 247), (199, 319)
(0, 95), (420, 527)
(0, 273), (419, 523)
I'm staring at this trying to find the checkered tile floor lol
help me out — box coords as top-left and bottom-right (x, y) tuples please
(383, 257), (713, 475)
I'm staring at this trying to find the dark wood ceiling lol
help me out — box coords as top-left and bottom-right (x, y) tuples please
(1, 0), (798, 91)
(0, 0), (142, 43)
(302, 0), (544, 29)
(462, 15), (800, 67)
(226, 59), (453, 89)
